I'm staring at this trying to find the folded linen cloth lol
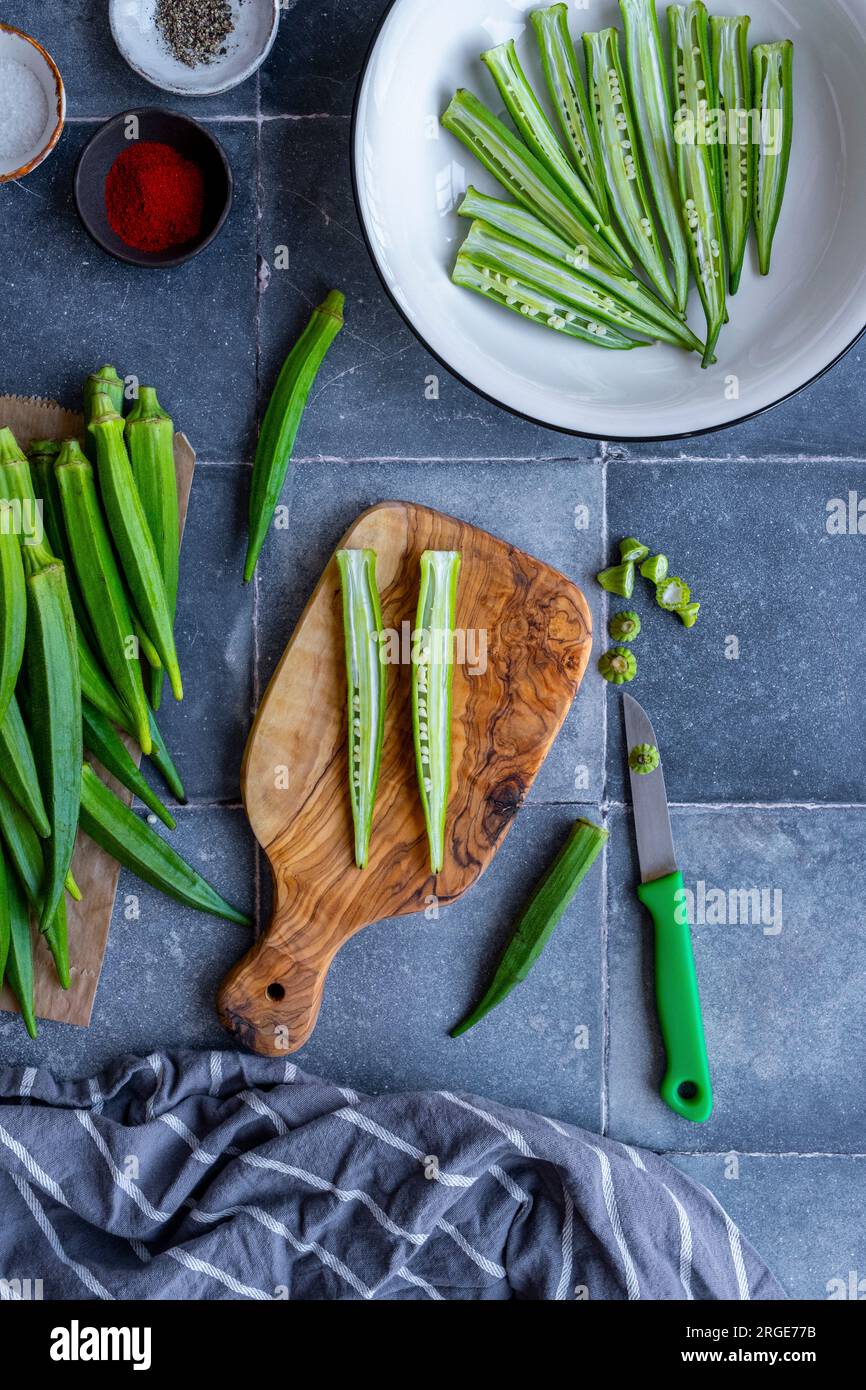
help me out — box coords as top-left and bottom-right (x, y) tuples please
(0, 1050), (784, 1301)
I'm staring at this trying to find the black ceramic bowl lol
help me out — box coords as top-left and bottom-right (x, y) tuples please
(73, 107), (232, 268)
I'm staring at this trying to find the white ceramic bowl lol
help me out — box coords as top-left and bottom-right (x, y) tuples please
(109, 0), (279, 97)
(353, 0), (866, 441)
(0, 24), (65, 184)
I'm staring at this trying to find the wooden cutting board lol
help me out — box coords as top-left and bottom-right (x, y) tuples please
(217, 501), (592, 1056)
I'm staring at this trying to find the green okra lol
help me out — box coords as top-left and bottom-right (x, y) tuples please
(453, 253), (639, 351)
(27, 439), (97, 653)
(459, 220), (701, 352)
(656, 574), (691, 610)
(619, 0), (691, 315)
(441, 89), (631, 277)
(629, 742), (660, 774)
(619, 536), (649, 562)
(640, 552), (668, 582)
(596, 561), (635, 598)
(0, 495), (26, 727)
(0, 779), (71, 988)
(480, 39), (627, 263)
(83, 365), (124, 424)
(56, 440), (152, 756)
(530, 5), (610, 221)
(669, 3), (727, 365)
(87, 394), (183, 701)
(678, 600), (701, 627)
(583, 28), (677, 309)
(413, 551), (461, 876)
(79, 762), (251, 927)
(336, 550), (387, 870)
(0, 693), (51, 838)
(82, 701), (176, 831)
(4, 863), (37, 1037)
(245, 291), (345, 584)
(608, 610), (641, 643)
(0, 844), (10, 989)
(451, 818), (607, 1037)
(598, 647), (638, 684)
(126, 387), (179, 711)
(711, 15), (753, 294)
(456, 187), (705, 353)
(753, 40), (794, 277)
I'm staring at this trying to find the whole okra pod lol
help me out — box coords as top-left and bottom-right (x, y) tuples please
(336, 550), (387, 870)
(530, 5), (610, 223)
(711, 14), (753, 294)
(0, 692), (51, 838)
(245, 291), (345, 584)
(0, 778), (71, 989)
(0, 494), (25, 728)
(413, 551), (461, 876)
(88, 393), (183, 701)
(753, 41), (794, 276)
(82, 701), (176, 831)
(83, 364), (124, 425)
(3, 856), (37, 1037)
(125, 387), (179, 711)
(28, 438), (97, 653)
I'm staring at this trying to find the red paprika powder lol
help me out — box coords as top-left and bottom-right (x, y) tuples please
(105, 140), (206, 253)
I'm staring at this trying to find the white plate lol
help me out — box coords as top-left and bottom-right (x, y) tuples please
(353, 0), (866, 440)
(0, 24), (65, 182)
(109, 0), (279, 96)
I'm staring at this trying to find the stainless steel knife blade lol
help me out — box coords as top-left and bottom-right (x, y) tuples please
(622, 693), (678, 884)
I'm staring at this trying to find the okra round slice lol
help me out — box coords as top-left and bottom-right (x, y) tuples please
(336, 549), (387, 870)
(531, 5), (611, 223)
(753, 41), (794, 277)
(711, 15), (754, 294)
(583, 28), (677, 309)
(413, 551), (461, 876)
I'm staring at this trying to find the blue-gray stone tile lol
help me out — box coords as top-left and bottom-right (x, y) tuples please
(670, 1155), (866, 1302)
(0, 810), (255, 1075)
(260, 0), (374, 117)
(0, 123), (257, 461)
(142, 465), (254, 805)
(293, 804), (605, 1129)
(606, 805), (866, 1153)
(605, 459), (866, 803)
(254, 459), (604, 803)
(3, 0), (259, 117)
(256, 118), (593, 460)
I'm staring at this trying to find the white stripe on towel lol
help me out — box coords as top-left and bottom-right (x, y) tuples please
(662, 1184), (694, 1300)
(12, 1176), (112, 1300)
(581, 1142), (641, 1300)
(76, 1111), (168, 1224)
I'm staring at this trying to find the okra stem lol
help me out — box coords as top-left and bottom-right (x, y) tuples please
(125, 387), (179, 711)
(83, 364), (124, 425)
(583, 28), (677, 308)
(413, 551), (461, 875)
(753, 41), (794, 277)
(530, 5), (611, 222)
(619, 0), (691, 314)
(711, 15), (753, 294)
(336, 550), (387, 869)
(441, 89), (631, 277)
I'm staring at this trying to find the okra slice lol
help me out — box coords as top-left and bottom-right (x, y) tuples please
(0, 496), (25, 728)
(79, 762), (251, 928)
(441, 89), (631, 277)
(531, 5), (610, 222)
(82, 701), (176, 831)
(88, 393), (183, 702)
(619, 0), (691, 314)
(753, 41), (794, 277)
(711, 15), (753, 294)
(453, 252), (639, 350)
(480, 40), (627, 263)
(669, 3), (727, 365)
(583, 28), (677, 309)
(335, 549), (387, 870)
(413, 551), (461, 876)
(0, 693), (51, 838)
(56, 440), (152, 756)
(126, 387), (179, 711)
(457, 187), (704, 353)
(460, 218), (704, 352)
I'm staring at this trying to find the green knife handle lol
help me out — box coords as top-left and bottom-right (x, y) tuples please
(636, 870), (713, 1124)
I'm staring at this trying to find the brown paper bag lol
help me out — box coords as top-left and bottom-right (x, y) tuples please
(0, 393), (195, 1028)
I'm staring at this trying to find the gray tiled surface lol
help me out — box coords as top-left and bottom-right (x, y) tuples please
(1, 0), (865, 1301)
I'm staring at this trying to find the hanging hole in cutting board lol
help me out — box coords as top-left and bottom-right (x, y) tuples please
(266, 982), (286, 1002)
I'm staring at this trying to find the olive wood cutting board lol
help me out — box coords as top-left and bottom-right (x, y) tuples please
(218, 501), (592, 1056)
(0, 392), (194, 1029)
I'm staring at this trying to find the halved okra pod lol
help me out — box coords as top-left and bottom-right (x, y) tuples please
(56, 439), (152, 757)
(669, 3), (727, 365)
(79, 762), (251, 927)
(82, 701), (177, 831)
(88, 393), (183, 701)
(583, 28), (677, 309)
(245, 291), (345, 584)
(336, 549), (387, 870)
(0, 693), (51, 838)
(413, 551), (461, 875)
(125, 387), (179, 711)
(441, 89), (630, 276)
(711, 14), (753, 294)
(480, 39), (628, 264)
(619, 0), (691, 314)
(456, 187), (705, 353)
(753, 41), (794, 277)
(530, 5), (610, 223)
(0, 495), (26, 727)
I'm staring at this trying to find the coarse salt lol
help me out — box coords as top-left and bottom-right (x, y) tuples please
(0, 58), (50, 162)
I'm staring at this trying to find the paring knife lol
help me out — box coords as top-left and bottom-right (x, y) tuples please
(623, 693), (713, 1124)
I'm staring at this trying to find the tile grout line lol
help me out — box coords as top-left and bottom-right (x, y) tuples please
(64, 114), (350, 124)
(600, 453), (610, 1137)
(251, 67), (263, 936)
(193, 454), (866, 466)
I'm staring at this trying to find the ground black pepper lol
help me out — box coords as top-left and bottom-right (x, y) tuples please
(155, 0), (236, 69)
